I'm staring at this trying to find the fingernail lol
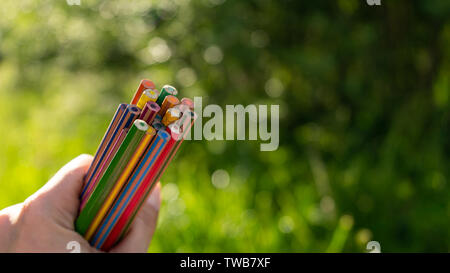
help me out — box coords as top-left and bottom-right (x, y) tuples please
(147, 183), (161, 211)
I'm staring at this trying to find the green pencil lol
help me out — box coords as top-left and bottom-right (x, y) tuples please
(155, 85), (178, 105)
(75, 119), (149, 236)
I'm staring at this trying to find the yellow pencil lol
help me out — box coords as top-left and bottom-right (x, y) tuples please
(137, 89), (159, 109)
(84, 127), (156, 241)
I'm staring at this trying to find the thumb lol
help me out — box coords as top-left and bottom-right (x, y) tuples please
(110, 182), (161, 253)
(25, 154), (93, 225)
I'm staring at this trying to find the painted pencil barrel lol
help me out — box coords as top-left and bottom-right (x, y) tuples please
(80, 79), (195, 249)
(130, 79), (156, 105)
(81, 105), (141, 202)
(80, 128), (128, 210)
(124, 113), (197, 237)
(139, 101), (160, 125)
(176, 106), (196, 132)
(91, 130), (171, 249)
(158, 95), (180, 117)
(151, 123), (184, 184)
(136, 89), (159, 109)
(112, 122), (188, 244)
(103, 124), (182, 248)
(174, 103), (189, 113)
(121, 112), (196, 244)
(152, 118), (165, 131)
(161, 107), (181, 126)
(180, 97), (194, 110)
(156, 85), (178, 106)
(76, 119), (149, 236)
(82, 104), (126, 194)
(158, 111), (196, 180)
(83, 127), (157, 241)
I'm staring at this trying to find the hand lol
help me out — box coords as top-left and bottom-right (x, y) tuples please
(0, 154), (161, 253)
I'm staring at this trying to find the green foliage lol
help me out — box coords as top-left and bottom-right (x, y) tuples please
(0, 0), (449, 252)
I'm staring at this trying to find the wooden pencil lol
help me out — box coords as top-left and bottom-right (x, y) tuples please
(81, 104), (141, 202)
(130, 79), (156, 105)
(90, 129), (172, 249)
(76, 119), (149, 236)
(82, 104), (126, 195)
(80, 128), (128, 210)
(99, 124), (182, 250)
(136, 89), (159, 109)
(158, 95), (180, 117)
(117, 111), (197, 242)
(78, 79), (197, 251)
(83, 127), (157, 241)
(139, 101), (160, 125)
(155, 85), (178, 105)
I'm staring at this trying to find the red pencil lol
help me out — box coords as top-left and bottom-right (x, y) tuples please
(130, 79), (156, 105)
(100, 124), (181, 250)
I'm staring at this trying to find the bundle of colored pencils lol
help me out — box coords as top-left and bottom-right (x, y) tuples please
(75, 79), (196, 251)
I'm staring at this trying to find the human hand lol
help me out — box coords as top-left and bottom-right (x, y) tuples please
(0, 154), (161, 253)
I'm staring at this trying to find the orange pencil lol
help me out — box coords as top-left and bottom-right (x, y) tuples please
(130, 79), (156, 105)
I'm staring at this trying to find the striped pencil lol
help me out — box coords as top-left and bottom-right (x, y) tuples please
(117, 111), (197, 242)
(82, 104), (126, 192)
(80, 128), (128, 209)
(136, 89), (159, 109)
(83, 127), (157, 241)
(156, 110), (197, 182)
(156, 85), (178, 105)
(180, 97), (194, 110)
(90, 129), (172, 249)
(152, 118), (166, 131)
(161, 107), (181, 126)
(76, 119), (149, 236)
(78, 79), (196, 251)
(139, 101), (160, 125)
(81, 105), (141, 203)
(158, 95), (180, 116)
(99, 123), (183, 250)
(130, 79), (156, 105)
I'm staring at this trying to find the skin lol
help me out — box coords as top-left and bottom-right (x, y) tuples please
(0, 154), (161, 253)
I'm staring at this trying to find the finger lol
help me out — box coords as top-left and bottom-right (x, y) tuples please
(110, 182), (161, 253)
(25, 154), (93, 225)
(46, 154), (93, 196)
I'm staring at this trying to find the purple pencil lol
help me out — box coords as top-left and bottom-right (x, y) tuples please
(80, 128), (128, 210)
(139, 101), (160, 125)
(82, 104), (126, 193)
(81, 104), (141, 202)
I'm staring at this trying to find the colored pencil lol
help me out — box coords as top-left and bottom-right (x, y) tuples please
(151, 112), (197, 190)
(90, 129), (172, 249)
(114, 114), (196, 246)
(81, 105), (141, 202)
(78, 79), (196, 250)
(99, 123), (183, 250)
(80, 128), (128, 209)
(136, 89), (159, 109)
(130, 79), (156, 105)
(139, 101), (160, 125)
(82, 104), (126, 193)
(161, 107), (181, 126)
(84, 127), (157, 241)
(76, 119), (149, 236)
(156, 85), (178, 105)
(158, 95), (180, 117)
(120, 112), (196, 240)
(180, 97), (194, 110)
(152, 118), (166, 131)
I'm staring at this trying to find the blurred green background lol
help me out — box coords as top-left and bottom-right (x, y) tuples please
(0, 0), (449, 252)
